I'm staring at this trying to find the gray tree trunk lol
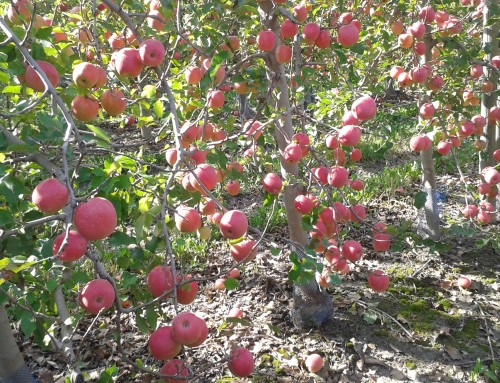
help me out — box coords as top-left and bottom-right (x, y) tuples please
(419, 25), (440, 240)
(0, 303), (36, 383)
(257, 1), (333, 328)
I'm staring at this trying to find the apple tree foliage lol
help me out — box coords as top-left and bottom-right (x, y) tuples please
(0, 0), (498, 380)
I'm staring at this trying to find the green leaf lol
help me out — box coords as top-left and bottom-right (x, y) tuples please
(2, 85), (22, 94)
(85, 124), (111, 145)
(224, 278), (238, 290)
(141, 84), (157, 99)
(153, 99), (164, 118)
(224, 317), (251, 326)
(30, 42), (46, 61)
(135, 311), (149, 334)
(46, 279), (58, 292)
(414, 191), (427, 209)
(95, 365), (118, 383)
(363, 310), (378, 325)
(20, 311), (36, 337)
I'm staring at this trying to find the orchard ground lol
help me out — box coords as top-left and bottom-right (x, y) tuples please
(19, 108), (499, 383)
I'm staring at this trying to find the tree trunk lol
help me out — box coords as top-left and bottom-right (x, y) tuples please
(0, 303), (36, 383)
(257, 1), (333, 328)
(480, 0), (499, 217)
(419, 26), (440, 240)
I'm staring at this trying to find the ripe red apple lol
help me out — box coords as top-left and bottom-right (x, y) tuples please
(219, 210), (248, 239)
(312, 166), (328, 184)
(275, 45), (292, 63)
(257, 30), (276, 51)
(419, 103), (435, 119)
(342, 240), (363, 262)
(80, 279), (115, 314)
(292, 133), (310, 156)
(281, 19), (298, 39)
(25, 60), (60, 92)
(327, 166), (348, 187)
(175, 206), (202, 233)
(149, 326), (182, 360)
(457, 276), (471, 288)
(228, 347), (254, 377)
(159, 359), (189, 383)
(305, 354), (324, 373)
(368, 270), (390, 292)
(244, 120), (263, 139)
(419, 6), (435, 22)
(74, 197), (117, 241)
(93, 66), (107, 89)
(71, 95), (100, 122)
(199, 198), (216, 216)
(207, 89), (224, 109)
(227, 268), (241, 279)
(373, 233), (391, 251)
(410, 135), (431, 152)
(112, 48), (144, 78)
(351, 95), (377, 121)
(147, 265), (175, 298)
(338, 125), (362, 146)
(408, 21), (426, 38)
(414, 41), (426, 55)
(325, 134), (339, 149)
(283, 143), (302, 163)
(470, 64), (483, 79)
(52, 230), (87, 262)
(338, 24), (359, 47)
(139, 38), (165, 67)
(350, 179), (364, 190)
(191, 163), (218, 192)
(147, 9), (166, 31)
(342, 110), (360, 126)
(294, 195), (313, 215)
(101, 89), (126, 116)
(436, 141), (452, 156)
(493, 149), (500, 161)
(398, 33), (414, 49)
(302, 22), (321, 43)
(185, 66), (202, 84)
(462, 204), (478, 218)
(223, 179), (239, 196)
(483, 167), (500, 185)
(315, 29), (331, 48)
(350, 148), (362, 161)
(350, 204), (366, 223)
(32, 178), (69, 214)
(262, 173), (283, 195)
(228, 307), (244, 318)
(293, 4), (308, 22)
(171, 312), (202, 345)
(72, 62), (99, 89)
(230, 238), (257, 263)
(7, 0), (33, 25)
(185, 315), (208, 347)
(333, 202), (351, 223)
(176, 275), (198, 305)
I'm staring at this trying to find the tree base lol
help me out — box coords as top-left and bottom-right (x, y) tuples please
(291, 283), (334, 329)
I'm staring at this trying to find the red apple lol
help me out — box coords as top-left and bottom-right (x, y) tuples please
(80, 279), (115, 314)
(207, 89), (224, 109)
(315, 29), (331, 48)
(159, 359), (188, 383)
(327, 166), (348, 187)
(147, 9), (166, 31)
(351, 179), (364, 190)
(338, 24), (359, 47)
(25, 60), (60, 92)
(408, 21), (426, 38)
(171, 312), (202, 345)
(219, 210), (248, 239)
(350, 148), (362, 161)
(149, 326), (182, 360)
(342, 240), (363, 262)
(72, 62), (99, 89)
(101, 89), (126, 116)
(174, 206), (202, 233)
(112, 48), (144, 78)
(342, 110), (359, 126)
(7, 0), (33, 25)
(436, 141), (452, 156)
(185, 66), (202, 84)
(147, 265), (175, 298)
(230, 238), (257, 263)
(419, 6), (435, 22)
(52, 230), (87, 262)
(373, 233), (391, 251)
(32, 178), (69, 214)
(74, 197), (117, 241)
(457, 276), (471, 288)
(176, 275), (198, 305)
(302, 22), (321, 43)
(228, 347), (254, 377)
(293, 4), (308, 22)
(351, 95), (377, 121)
(294, 195), (313, 215)
(275, 45), (292, 63)
(283, 143), (302, 163)
(338, 125), (362, 146)
(256, 30), (276, 51)
(71, 95), (100, 122)
(462, 205), (478, 218)
(228, 307), (243, 318)
(281, 19), (298, 39)
(305, 354), (324, 373)
(419, 103), (435, 119)
(139, 38), (165, 67)
(368, 270), (390, 292)
(262, 173), (283, 195)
